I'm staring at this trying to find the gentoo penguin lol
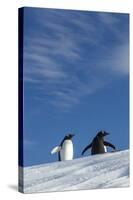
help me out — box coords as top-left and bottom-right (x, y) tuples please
(81, 131), (116, 155)
(51, 134), (75, 161)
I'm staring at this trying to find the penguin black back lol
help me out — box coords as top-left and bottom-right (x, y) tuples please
(91, 131), (108, 155)
(82, 131), (116, 155)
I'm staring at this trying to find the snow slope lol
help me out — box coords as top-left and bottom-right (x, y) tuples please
(20, 150), (129, 193)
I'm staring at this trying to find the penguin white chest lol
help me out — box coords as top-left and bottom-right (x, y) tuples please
(104, 146), (107, 153)
(60, 140), (73, 161)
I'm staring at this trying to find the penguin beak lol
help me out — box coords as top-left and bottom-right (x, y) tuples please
(70, 134), (75, 138)
(103, 132), (110, 136)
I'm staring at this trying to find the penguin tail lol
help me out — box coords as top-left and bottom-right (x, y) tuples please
(51, 146), (61, 154)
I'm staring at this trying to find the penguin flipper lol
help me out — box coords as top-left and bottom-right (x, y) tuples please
(51, 146), (61, 154)
(81, 143), (92, 155)
(104, 141), (116, 150)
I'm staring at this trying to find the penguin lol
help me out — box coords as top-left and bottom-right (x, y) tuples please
(81, 131), (116, 156)
(51, 134), (75, 161)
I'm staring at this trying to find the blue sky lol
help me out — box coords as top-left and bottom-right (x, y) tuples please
(22, 7), (129, 167)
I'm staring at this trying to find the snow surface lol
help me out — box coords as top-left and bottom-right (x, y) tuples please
(20, 150), (129, 193)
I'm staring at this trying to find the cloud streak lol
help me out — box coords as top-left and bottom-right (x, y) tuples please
(23, 8), (129, 110)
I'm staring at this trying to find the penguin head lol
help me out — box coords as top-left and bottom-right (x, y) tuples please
(65, 133), (75, 140)
(97, 131), (109, 138)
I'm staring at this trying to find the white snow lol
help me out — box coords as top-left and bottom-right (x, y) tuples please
(20, 149), (129, 193)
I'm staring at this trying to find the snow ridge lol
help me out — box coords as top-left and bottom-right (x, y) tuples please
(20, 150), (129, 193)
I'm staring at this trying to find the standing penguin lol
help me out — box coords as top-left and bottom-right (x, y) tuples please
(51, 134), (75, 161)
(81, 131), (116, 156)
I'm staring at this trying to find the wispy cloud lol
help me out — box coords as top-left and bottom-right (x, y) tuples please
(24, 139), (38, 151)
(110, 43), (129, 75)
(23, 8), (129, 110)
